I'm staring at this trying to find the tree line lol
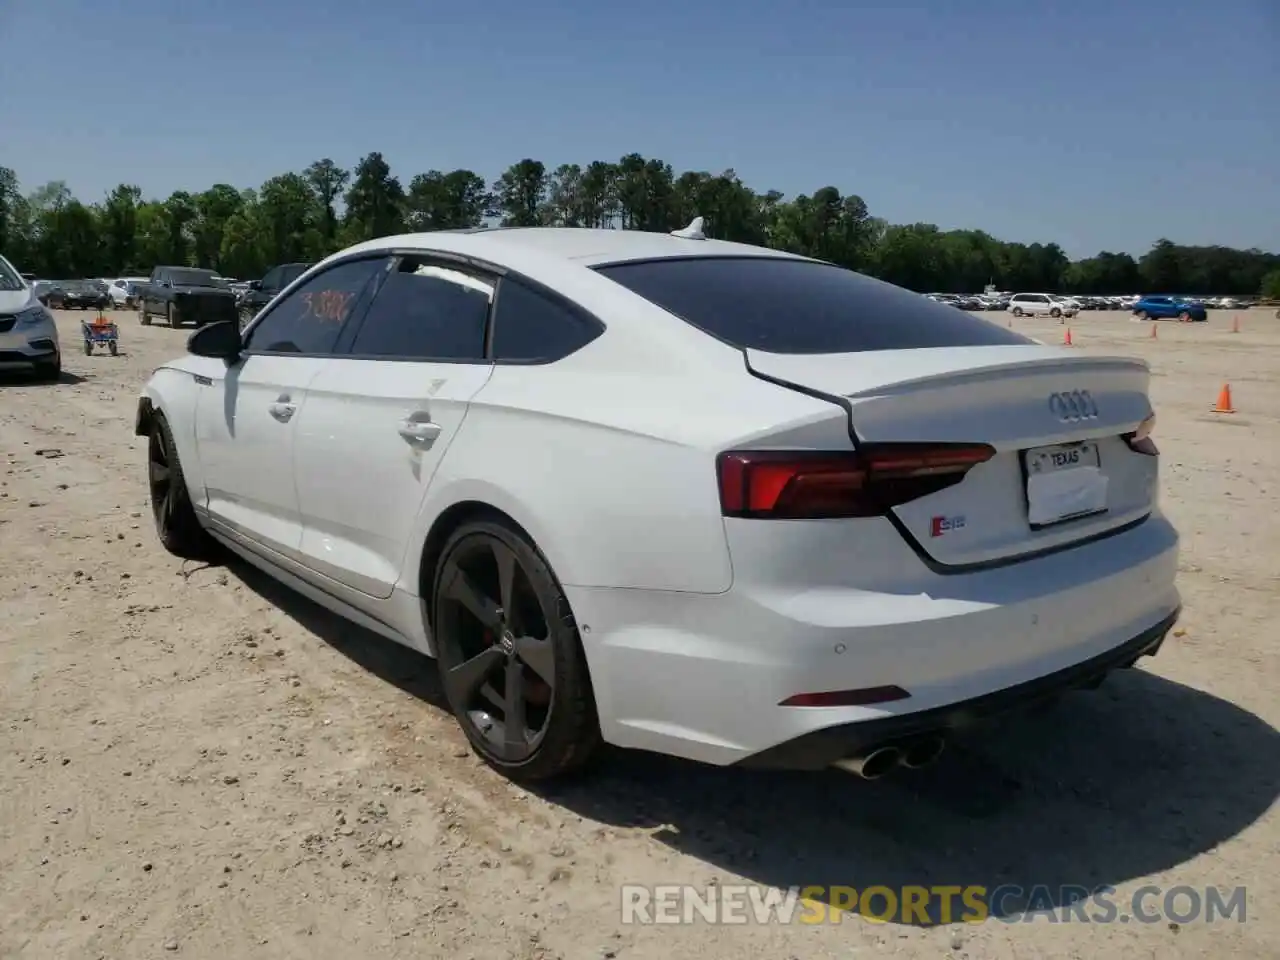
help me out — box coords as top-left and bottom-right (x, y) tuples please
(2, 154), (1278, 297)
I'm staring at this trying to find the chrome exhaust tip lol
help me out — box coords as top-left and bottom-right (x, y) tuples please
(900, 736), (946, 770)
(834, 746), (902, 780)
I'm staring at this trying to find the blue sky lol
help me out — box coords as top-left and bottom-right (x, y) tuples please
(2, 0), (1276, 258)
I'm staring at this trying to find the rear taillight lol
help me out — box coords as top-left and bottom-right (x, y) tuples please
(1124, 414), (1158, 456)
(716, 443), (996, 519)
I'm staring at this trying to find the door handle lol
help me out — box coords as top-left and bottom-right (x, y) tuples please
(398, 419), (442, 448)
(268, 400), (296, 423)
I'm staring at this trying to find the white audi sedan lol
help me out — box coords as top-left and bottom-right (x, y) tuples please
(135, 222), (1180, 781)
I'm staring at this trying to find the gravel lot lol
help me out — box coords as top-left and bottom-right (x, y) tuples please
(2, 307), (1277, 959)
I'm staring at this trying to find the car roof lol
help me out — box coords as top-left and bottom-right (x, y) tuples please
(338, 226), (805, 269)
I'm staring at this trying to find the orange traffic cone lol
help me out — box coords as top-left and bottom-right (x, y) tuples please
(1212, 383), (1235, 414)
(1063, 328), (1074, 346)
(1150, 323), (1158, 339)
(1231, 315), (1240, 333)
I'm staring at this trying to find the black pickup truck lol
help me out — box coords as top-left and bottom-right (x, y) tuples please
(138, 266), (238, 328)
(237, 262), (314, 329)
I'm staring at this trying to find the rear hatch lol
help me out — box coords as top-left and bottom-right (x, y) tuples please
(746, 344), (1157, 567)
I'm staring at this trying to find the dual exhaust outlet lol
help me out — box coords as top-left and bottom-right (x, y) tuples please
(834, 735), (946, 780)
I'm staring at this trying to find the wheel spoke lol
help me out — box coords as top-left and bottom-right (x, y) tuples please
(492, 540), (517, 624)
(502, 658), (529, 755)
(513, 635), (555, 686)
(445, 646), (504, 705)
(479, 683), (505, 712)
(149, 461), (170, 486)
(443, 562), (503, 631)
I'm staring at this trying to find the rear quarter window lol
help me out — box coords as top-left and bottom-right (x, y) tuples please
(594, 256), (1034, 354)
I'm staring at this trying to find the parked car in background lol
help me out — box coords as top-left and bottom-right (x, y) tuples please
(1132, 295), (1207, 322)
(107, 277), (150, 308)
(139, 266), (239, 328)
(1008, 293), (1077, 318)
(60, 280), (111, 310)
(237, 261), (314, 328)
(134, 223), (1179, 782)
(33, 280), (62, 306)
(0, 254), (61, 379)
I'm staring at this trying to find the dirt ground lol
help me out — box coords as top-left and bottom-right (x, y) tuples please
(2, 306), (1277, 960)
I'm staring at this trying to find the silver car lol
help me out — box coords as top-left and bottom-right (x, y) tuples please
(0, 256), (61, 380)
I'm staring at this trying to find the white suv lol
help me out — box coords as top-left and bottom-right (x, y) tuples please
(1008, 293), (1078, 319)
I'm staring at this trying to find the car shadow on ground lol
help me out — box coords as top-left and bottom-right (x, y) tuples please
(0, 369), (89, 386)
(225, 555), (1279, 927)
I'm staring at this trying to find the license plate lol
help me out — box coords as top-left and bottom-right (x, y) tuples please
(1023, 441), (1108, 527)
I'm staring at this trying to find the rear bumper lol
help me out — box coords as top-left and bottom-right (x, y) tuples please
(566, 514), (1180, 767)
(736, 607), (1177, 769)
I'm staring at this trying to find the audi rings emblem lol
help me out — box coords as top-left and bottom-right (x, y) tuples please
(1047, 389), (1099, 422)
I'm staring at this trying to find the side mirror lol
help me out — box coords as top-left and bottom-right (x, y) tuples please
(248, 280), (262, 291)
(187, 321), (242, 363)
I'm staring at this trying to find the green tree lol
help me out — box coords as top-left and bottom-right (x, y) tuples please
(405, 169), (489, 230)
(0, 167), (32, 267)
(1260, 269), (1280, 299)
(305, 159), (350, 249)
(259, 174), (319, 264)
(4, 152), (1274, 293)
(343, 152), (404, 242)
(492, 159), (547, 226)
(1139, 238), (1182, 292)
(219, 205), (267, 279)
(162, 191), (197, 265)
(100, 184), (143, 273)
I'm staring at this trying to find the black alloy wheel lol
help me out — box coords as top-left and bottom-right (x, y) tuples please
(432, 520), (599, 780)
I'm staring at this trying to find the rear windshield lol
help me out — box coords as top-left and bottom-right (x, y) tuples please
(170, 269), (221, 287)
(594, 256), (1034, 354)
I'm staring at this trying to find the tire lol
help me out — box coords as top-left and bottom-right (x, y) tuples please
(1012, 307), (1024, 317)
(165, 303), (175, 328)
(148, 411), (214, 559)
(32, 353), (61, 382)
(139, 304), (150, 326)
(1178, 312), (1190, 323)
(83, 340), (92, 356)
(1136, 311), (1148, 321)
(1050, 307), (1061, 318)
(108, 341), (118, 357)
(431, 518), (601, 781)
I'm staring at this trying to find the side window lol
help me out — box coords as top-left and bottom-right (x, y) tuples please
(492, 278), (601, 362)
(348, 257), (493, 361)
(245, 257), (385, 355)
(260, 266), (282, 291)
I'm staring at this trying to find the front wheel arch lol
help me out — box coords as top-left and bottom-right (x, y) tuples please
(135, 397), (156, 438)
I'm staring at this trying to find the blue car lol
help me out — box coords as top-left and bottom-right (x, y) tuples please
(1133, 295), (1207, 322)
